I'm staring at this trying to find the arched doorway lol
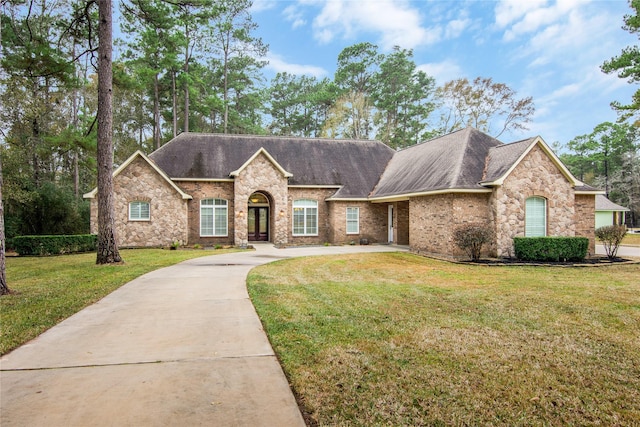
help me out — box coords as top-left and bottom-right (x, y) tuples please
(248, 192), (270, 241)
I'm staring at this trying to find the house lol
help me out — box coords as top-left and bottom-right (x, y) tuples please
(595, 195), (629, 229)
(84, 128), (602, 258)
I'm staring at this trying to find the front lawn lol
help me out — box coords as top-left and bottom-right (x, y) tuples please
(0, 249), (238, 355)
(248, 252), (640, 426)
(622, 232), (640, 246)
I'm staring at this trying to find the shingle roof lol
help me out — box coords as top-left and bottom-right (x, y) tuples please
(596, 194), (629, 211)
(148, 133), (395, 198)
(370, 128), (502, 198)
(483, 137), (535, 182)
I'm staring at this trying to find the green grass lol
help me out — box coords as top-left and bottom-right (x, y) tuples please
(0, 248), (239, 355)
(248, 252), (640, 426)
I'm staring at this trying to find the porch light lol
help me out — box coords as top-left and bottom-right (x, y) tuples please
(237, 210), (244, 218)
(279, 209), (285, 217)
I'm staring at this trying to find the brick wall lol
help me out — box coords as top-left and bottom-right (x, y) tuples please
(575, 194), (596, 255)
(409, 193), (492, 258)
(175, 181), (234, 246)
(328, 201), (388, 245)
(287, 188), (336, 245)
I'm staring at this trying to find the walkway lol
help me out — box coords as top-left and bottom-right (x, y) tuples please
(0, 244), (404, 427)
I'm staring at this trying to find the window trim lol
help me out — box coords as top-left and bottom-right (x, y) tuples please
(346, 207), (360, 234)
(525, 196), (547, 237)
(292, 199), (318, 236)
(200, 198), (229, 237)
(129, 201), (150, 221)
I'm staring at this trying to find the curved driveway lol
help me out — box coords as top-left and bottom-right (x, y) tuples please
(0, 244), (404, 427)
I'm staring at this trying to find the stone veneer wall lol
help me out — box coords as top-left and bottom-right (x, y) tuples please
(327, 201), (388, 244)
(574, 194), (596, 254)
(174, 181), (234, 246)
(409, 193), (492, 258)
(100, 156), (189, 247)
(491, 144), (576, 257)
(233, 153), (289, 246)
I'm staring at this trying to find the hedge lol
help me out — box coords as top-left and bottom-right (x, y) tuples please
(513, 236), (589, 262)
(12, 234), (97, 256)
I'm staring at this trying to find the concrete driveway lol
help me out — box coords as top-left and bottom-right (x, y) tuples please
(0, 244), (404, 427)
(596, 244), (640, 258)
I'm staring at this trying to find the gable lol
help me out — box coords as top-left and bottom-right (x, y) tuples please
(83, 151), (192, 200)
(230, 148), (292, 178)
(481, 137), (582, 188)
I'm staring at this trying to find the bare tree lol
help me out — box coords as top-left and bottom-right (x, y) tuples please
(96, 0), (122, 264)
(437, 77), (534, 138)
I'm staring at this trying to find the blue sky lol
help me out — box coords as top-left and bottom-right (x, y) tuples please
(249, 0), (637, 148)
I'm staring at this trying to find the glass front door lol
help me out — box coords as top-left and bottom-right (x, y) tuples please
(248, 207), (269, 241)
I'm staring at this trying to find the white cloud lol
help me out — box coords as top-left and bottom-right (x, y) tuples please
(265, 53), (328, 78)
(444, 17), (471, 39)
(417, 60), (464, 85)
(283, 5), (306, 29)
(251, 0), (278, 13)
(495, 0), (582, 42)
(307, 0), (437, 50)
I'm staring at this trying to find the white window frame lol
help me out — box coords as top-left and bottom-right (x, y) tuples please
(525, 196), (547, 237)
(293, 199), (318, 236)
(129, 201), (150, 221)
(200, 198), (228, 237)
(346, 207), (360, 234)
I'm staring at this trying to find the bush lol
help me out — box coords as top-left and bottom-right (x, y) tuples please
(12, 234), (97, 256)
(595, 225), (627, 260)
(513, 237), (588, 262)
(453, 224), (494, 261)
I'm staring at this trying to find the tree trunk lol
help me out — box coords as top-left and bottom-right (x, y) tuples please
(184, 26), (189, 133)
(172, 70), (177, 138)
(0, 155), (10, 296)
(154, 73), (160, 149)
(96, 0), (122, 265)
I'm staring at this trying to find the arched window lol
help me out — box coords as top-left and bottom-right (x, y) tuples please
(293, 199), (318, 236)
(525, 197), (547, 237)
(200, 198), (228, 236)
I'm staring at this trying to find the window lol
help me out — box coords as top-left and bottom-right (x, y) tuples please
(346, 207), (359, 234)
(525, 196), (547, 237)
(200, 199), (228, 236)
(129, 201), (150, 221)
(293, 199), (318, 236)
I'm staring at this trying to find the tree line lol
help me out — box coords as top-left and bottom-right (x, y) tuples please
(0, 0), (536, 242)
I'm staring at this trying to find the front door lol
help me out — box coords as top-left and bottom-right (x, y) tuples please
(248, 207), (269, 241)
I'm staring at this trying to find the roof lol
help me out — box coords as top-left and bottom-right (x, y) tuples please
(148, 133), (395, 198)
(483, 138), (535, 182)
(596, 194), (630, 211)
(370, 128), (502, 198)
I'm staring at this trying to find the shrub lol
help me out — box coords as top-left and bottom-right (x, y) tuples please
(595, 225), (627, 260)
(513, 237), (588, 262)
(12, 234), (97, 256)
(453, 224), (494, 261)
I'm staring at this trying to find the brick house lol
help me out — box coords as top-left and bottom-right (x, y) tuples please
(85, 127), (601, 258)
